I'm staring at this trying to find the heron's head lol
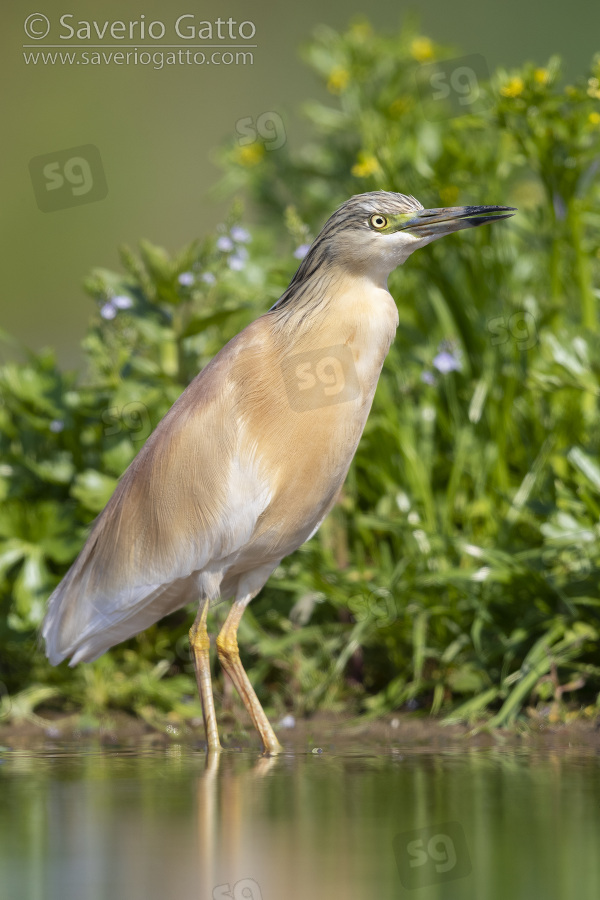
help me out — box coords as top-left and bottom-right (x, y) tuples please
(303, 190), (516, 282)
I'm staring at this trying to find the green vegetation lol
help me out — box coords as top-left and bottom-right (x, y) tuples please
(2, 20), (600, 735)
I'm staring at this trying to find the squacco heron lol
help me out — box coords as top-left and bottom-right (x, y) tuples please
(43, 191), (515, 753)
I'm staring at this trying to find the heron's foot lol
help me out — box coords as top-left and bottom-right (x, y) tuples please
(262, 735), (284, 755)
(216, 633), (283, 755)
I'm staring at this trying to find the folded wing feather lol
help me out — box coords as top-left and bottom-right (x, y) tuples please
(42, 324), (274, 665)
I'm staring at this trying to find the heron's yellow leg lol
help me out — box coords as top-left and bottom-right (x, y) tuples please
(190, 601), (222, 751)
(216, 602), (283, 754)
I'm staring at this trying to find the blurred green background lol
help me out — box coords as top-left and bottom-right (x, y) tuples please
(2, 5), (600, 738)
(2, 0), (599, 364)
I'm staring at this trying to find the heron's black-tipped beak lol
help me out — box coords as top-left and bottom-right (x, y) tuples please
(401, 205), (517, 238)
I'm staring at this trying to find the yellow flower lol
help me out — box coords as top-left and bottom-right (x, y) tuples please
(500, 77), (525, 98)
(327, 67), (350, 94)
(534, 68), (550, 86)
(351, 154), (381, 178)
(410, 37), (434, 62)
(439, 185), (459, 206)
(234, 144), (265, 167)
(587, 77), (600, 99)
(388, 96), (414, 117)
(349, 20), (372, 41)
(588, 111), (600, 127)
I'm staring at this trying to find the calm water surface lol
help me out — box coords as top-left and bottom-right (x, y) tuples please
(1, 743), (599, 900)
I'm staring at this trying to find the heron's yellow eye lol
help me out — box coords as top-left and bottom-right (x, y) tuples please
(370, 214), (388, 230)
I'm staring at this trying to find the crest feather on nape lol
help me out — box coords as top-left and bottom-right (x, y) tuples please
(269, 191), (424, 313)
(346, 190), (424, 216)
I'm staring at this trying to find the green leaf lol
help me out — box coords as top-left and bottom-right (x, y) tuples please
(568, 446), (600, 492)
(0, 541), (26, 578)
(71, 469), (118, 513)
(181, 307), (249, 338)
(102, 438), (137, 477)
(13, 550), (49, 625)
(21, 452), (75, 485)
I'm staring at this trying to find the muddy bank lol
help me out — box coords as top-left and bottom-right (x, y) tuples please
(2, 709), (600, 754)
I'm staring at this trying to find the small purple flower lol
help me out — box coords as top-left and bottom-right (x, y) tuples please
(100, 302), (117, 320)
(227, 246), (248, 271)
(216, 235), (234, 252)
(49, 419), (64, 433)
(433, 346), (462, 374)
(278, 714), (296, 729)
(228, 254), (246, 271)
(201, 272), (217, 285)
(294, 243), (311, 259)
(421, 370), (436, 385)
(230, 225), (251, 243)
(178, 272), (195, 287)
(112, 294), (133, 309)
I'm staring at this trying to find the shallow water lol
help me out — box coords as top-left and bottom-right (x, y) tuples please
(1, 744), (599, 900)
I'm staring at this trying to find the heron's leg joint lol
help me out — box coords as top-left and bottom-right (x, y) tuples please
(215, 631), (240, 663)
(190, 601), (211, 654)
(189, 623), (211, 654)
